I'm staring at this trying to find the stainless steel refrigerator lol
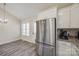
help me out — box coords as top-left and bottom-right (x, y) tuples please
(36, 18), (56, 56)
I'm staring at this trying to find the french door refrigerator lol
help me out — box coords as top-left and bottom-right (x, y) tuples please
(36, 18), (56, 56)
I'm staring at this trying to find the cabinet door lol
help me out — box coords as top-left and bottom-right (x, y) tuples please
(57, 7), (70, 28)
(71, 4), (79, 28)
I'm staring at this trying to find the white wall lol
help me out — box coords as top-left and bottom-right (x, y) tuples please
(21, 18), (36, 43)
(37, 7), (57, 20)
(0, 8), (20, 45)
(21, 7), (57, 44)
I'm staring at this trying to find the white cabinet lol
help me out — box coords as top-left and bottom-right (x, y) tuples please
(57, 6), (70, 28)
(71, 4), (79, 28)
(58, 4), (79, 28)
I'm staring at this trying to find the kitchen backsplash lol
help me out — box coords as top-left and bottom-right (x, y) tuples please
(57, 29), (79, 40)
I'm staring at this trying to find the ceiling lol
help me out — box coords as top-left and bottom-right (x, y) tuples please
(0, 3), (72, 20)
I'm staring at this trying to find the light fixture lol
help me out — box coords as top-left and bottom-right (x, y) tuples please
(0, 3), (8, 24)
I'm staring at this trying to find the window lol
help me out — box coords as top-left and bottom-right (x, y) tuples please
(34, 22), (36, 34)
(26, 23), (30, 36)
(22, 23), (26, 35)
(22, 23), (30, 36)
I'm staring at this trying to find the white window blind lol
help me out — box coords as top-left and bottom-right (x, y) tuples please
(26, 23), (30, 36)
(22, 23), (30, 36)
(22, 23), (26, 35)
(34, 22), (36, 34)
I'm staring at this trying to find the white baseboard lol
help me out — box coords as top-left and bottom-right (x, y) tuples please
(0, 37), (20, 45)
(0, 36), (36, 45)
(21, 36), (35, 44)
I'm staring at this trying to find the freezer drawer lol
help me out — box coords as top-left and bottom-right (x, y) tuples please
(43, 44), (55, 56)
(36, 43), (43, 56)
(36, 42), (55, 56)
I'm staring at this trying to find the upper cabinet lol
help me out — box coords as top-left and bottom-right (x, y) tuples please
(57, 6), (71, 28)
(58, 4), (79, 28)
(71, 4), (79, 28)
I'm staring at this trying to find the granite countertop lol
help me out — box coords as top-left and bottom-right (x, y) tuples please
(57, 39), (79, 56)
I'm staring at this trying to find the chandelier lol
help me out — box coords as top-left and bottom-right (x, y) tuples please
(0, 3), (8, 24)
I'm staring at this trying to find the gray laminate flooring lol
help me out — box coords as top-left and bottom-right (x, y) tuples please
(0, 40), (36, 56)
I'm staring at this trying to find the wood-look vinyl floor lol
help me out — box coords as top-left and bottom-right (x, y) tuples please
(0, 40), (36, 56)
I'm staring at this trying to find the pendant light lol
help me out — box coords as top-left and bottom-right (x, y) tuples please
(0, 3), (8, 24)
